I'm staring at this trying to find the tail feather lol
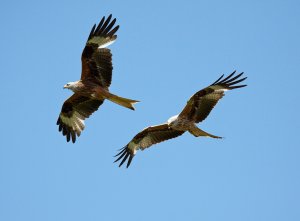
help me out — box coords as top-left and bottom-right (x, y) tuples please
(107, 93), (139, 110)
(189, 126), (222, 139)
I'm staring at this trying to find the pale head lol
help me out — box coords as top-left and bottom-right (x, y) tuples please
(63, 81), (79, 92)
(167, 115), (179, 125)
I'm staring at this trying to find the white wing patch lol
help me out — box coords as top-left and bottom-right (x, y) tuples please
(98, 39), (115, 48)
(215, 88), (229, 92)
(128, 142), (138, 155)
(60, 112), (85, 136)
(210, 85), (229, 92)
(87, 36), (115, 48)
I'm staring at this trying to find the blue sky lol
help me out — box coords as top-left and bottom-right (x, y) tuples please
(1, 0), (300, 220)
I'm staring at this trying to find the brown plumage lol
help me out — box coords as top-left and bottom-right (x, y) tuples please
(115, 124), (185, 167)
(57, 14), (139, 143)
(114, 71), (247, 168)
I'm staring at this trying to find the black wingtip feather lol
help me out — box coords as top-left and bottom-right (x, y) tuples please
(114, 146), (127, 157)
(71, 131), (76, 143)
(88, 24), (96, 40)
(117, 146), (127, 151)
(66, 131), (70, 142)
(95, 16), (105, 34)
(211, 74), (224, 85)
(230, 84), (247, 89)
(62, 126), (67, 136)
(222, 72), (243, 84)
(227, 77), (247, 86)
(107, 25), (119, 36)
(103, 18), (116, 35)
(89, 14), (119, 41)
(211, 71), (247, 89)
(114, 145), (135, 168)
(127, 155), (134, 168)
(57, 117), (79, 143)
(98, 14), (112, 34)
(219, 70), (236, 84)
(119, 153), (130, 167)
(114, 149), (127, 163)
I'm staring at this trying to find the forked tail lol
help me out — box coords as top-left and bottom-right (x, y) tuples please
(107, 92), (139, 110)
(188, 125), (222, 139)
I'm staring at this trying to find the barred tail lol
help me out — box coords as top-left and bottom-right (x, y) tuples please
(107, 92), (139, 110)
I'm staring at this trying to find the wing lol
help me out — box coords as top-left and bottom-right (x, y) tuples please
(178, 71), (247, 123)
(81, 14), (119, 88)
(114, 124), (185, 168)
(57, 94), (104, 143)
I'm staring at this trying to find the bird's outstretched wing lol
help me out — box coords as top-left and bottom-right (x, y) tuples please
(81, 14), (119, 88)
(178, 71), (247, 123)
(57, 94), (104, 143)
(114, 124), (185, 168)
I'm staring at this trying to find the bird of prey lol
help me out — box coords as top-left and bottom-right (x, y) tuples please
(57, 15), (139, 143)
(114, 71), (247, 168)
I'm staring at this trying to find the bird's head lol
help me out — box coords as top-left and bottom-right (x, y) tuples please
(63, 81), (78, 91)
(167, 115), (179, 125)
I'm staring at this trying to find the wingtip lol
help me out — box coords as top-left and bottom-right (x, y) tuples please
(88, 14), (119, 41)
(57, 117), (79, 144)
(114, 145), (135, 168)
(126, 154), (134, 168)
(213, 70), (247, 89)
(211, 74), (225, 85)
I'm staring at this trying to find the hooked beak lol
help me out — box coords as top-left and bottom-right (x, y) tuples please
(63, 85), (67, 89)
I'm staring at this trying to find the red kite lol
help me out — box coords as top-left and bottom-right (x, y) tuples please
(114, 71), (247, 168)
(57, 15), (139, 143)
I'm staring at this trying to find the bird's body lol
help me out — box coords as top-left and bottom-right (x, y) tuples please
(167, 115), (190, 131)
(168, 115), (221, 138)
(64, 80), (113, 100)
(167, 115), (196, 133)
(57, 15), (139, 143)
(114, 71), (247, 168)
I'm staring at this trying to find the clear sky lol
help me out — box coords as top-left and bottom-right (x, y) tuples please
(1, 0), (299, 220)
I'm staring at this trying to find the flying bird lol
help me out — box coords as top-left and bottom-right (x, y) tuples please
(57, 14), (139, 143)
(114, 71), (247, 168)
